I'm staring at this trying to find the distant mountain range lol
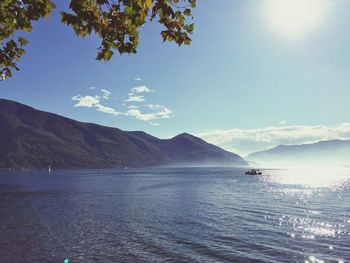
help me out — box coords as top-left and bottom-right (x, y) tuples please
(247, 140), (350, 166)
(0, 99), (247, 169)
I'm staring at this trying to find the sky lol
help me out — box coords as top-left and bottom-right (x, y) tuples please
(1, 0), (350, 156)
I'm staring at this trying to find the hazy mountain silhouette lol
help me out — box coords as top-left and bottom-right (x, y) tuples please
(247, 140), (350, 165)
(0, 99), (247, 169)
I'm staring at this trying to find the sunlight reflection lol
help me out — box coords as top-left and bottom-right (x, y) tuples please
(276, 213), (348, 251)
(263, 166), (350, 188)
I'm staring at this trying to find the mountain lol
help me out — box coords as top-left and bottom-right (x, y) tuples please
(0, 99), (247, 169)
(128, 131), (246, 165)
(160, 133), (245, 165)
(246, 140), (350, 166)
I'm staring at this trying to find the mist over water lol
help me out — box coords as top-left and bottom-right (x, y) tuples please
(0, 167), (349, 262)
(246, 140), (350, 168)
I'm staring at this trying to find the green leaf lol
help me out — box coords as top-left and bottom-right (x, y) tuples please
(1, 0), (196, 80)
(18, 37), (28, 46)
(146, 0), (153, 8)
(103, 50), (113, 61)
(184, 9), (191, 16)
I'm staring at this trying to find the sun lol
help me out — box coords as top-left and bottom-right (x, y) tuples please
(264, 0), (326, 38)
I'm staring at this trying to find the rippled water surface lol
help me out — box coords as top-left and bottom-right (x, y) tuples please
(0, 167), (349, 262)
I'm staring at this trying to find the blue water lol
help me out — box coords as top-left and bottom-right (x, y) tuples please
(0, 167), (349, 262)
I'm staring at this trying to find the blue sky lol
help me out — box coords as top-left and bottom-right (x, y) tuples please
(1, 0), (350, 155)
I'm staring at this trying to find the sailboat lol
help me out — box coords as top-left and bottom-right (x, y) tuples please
(48, 165), (52, 175)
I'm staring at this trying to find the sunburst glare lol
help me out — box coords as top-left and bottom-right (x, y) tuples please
(264, 0), (327, 38)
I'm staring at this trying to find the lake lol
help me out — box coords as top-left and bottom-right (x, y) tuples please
(0, 167), (349, 262)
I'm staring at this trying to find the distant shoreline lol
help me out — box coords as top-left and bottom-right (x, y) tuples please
(0, 164), (250, 172)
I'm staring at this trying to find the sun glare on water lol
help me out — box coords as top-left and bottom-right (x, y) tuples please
(266, 166), (350, 189)
(264, 0), (327, 38)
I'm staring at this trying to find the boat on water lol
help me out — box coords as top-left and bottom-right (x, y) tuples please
(245, 169), (262, 175)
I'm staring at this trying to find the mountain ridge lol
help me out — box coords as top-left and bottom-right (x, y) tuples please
(246, 139), (350, 165)
(0, 99), (247, 169)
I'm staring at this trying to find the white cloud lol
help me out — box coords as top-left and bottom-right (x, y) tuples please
(73, 85), (172, 124)
(130, 85), (153, 94)
(134, 77), (142, 81)
(72, 95), (99, 108)
(125, 109), (153, 121)
(280, 120), (287, 125)
(126, 105), (172, 122)
(101, 89), (111, 99)
(147, 104), (163, 110)
(72, 94), (121, 116)
(128, 105), (139, 109)
(89, 86), (96, 90)
(196, 123), (350, 156)
(125, 95), (145, 102)
(125, 85), (154, 103)
(154, 106), (172, 119)
(150, 122), (160, 126)
(95, 104), (120, 115)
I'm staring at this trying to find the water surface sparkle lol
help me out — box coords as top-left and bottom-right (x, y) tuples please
(0, 167), (349, 262)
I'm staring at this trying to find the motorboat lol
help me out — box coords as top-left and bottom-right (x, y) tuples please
(245, 169), (262, 175)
